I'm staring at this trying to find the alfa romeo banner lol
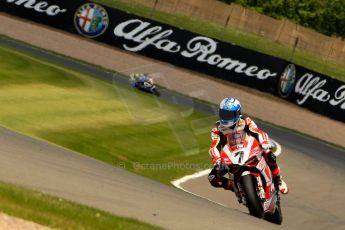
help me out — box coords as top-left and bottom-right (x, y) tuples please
(0, 0), (286, 92)
(1, 0), (344, 122)
(277, 63), (345, 122)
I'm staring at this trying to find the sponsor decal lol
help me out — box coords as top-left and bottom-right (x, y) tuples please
(264, 196), (275, 211)
(277, 64), (296, 98)
(257, 157), (266, 171)
(74, 3), (109, 38)
(5, 0), (67, 16)
(295, 73), (345, 109)
(236, 144), (244, 149)
(113, 19), (278, 80)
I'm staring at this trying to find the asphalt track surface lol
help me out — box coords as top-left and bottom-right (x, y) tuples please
(0, 36), (345, 229)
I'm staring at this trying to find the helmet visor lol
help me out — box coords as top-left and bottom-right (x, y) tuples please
(219, 109), (240, 123)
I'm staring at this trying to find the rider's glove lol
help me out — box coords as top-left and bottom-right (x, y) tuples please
(261, 141), (272, 151)
(214, 158), (221, 168)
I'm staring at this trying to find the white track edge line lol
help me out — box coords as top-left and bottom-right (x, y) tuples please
(171, 169), (227, 207)
(171, 139), (281, 205)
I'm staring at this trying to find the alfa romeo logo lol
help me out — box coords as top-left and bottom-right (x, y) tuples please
(74, 3), (109, 38)
(278, 64), (296, 98)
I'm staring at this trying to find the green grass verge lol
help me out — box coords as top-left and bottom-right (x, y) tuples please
(0, 40), (207, 229)
(93, 0), (345, 82)
(0, 181), (163, 230)
(0, 44), (214, 184)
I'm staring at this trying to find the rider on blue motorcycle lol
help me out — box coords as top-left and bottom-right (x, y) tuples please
(130, 73), (154, 88)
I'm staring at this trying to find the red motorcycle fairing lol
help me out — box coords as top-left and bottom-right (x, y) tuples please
(220, 135), (280, 215)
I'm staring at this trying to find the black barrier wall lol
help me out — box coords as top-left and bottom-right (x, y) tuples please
(278, 64), (345, 122)
(1, 0), (344, 122)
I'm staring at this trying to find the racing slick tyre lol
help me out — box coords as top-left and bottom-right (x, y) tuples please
(241, 175), (264, 218)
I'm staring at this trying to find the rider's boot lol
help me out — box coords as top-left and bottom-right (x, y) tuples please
(264, 150), (289, 194)
(274, 176), (289, 194)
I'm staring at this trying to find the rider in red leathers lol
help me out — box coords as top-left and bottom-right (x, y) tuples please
(208, 97), (288, 198)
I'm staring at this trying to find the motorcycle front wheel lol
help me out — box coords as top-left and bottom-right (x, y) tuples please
(241, 175), (264, 218)
(264, 198), (283, 225)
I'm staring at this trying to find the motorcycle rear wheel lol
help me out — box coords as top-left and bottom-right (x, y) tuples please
(241, 175), (264, 218)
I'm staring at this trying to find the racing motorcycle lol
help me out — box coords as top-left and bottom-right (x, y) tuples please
(221, 136), (283, 225)
(129, 74), (160, 96)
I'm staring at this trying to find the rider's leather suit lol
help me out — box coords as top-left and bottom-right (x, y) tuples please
(208, 116), (281, 190)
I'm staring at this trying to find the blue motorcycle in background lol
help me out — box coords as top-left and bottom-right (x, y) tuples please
(129, 73), (161, 96)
